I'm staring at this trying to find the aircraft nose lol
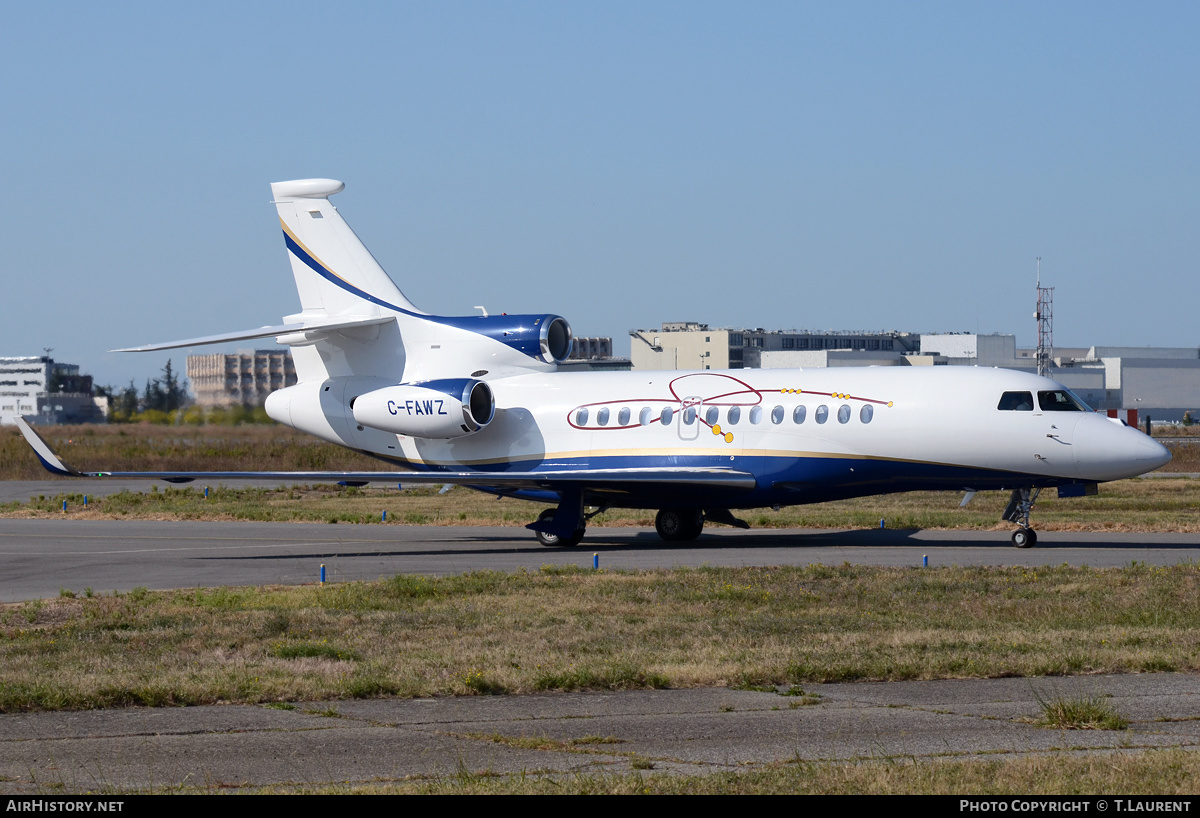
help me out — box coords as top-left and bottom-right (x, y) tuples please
(1137, 434), (1174, 471)
(1075, 418), (1172, 480)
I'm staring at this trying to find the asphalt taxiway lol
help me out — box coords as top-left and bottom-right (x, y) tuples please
(2, 518), (1200, 602)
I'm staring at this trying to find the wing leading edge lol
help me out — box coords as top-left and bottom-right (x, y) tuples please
(14, 417), (757, 493)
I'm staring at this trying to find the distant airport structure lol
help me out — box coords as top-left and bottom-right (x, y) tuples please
(630, 323), (921, 370)
(0, 356), (107, 425)
(186, 350), (298, 408)
(630, 323), (1200, 424)
(561, 336), (631, 372)
(185, 341), (629, 407)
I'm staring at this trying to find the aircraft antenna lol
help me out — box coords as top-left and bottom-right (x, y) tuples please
(1034, 258), (1053, 378)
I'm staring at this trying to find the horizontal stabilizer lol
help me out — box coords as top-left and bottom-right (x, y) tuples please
(112, 315), (394, 352)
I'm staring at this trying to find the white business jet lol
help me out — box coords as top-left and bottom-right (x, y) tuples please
(18, 179), (1171, 548)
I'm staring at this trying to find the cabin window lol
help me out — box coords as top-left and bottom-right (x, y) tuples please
(997, 391), (1034, 411)
(618, 407), (631, 426)
(860, 404), (874, 423)
(576, 408), (589, 425)
(1038, 390), (1089, 412)
(838, 404), (851, 424)
(727, 406), (741, 425)
(639, 406), (653, 426)
(815, 405), (829, 424)
(660, 407), (673, 425)
(793, 405), (806, 424)
(771, 405), (784, 424)
(705, 406), (719, 426)
(683, 406), (696, 425)
(597, 407), (610, 426)
(749, 405), (763, 425)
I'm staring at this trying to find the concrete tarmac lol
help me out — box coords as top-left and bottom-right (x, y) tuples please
(2, 673), (1198, 792)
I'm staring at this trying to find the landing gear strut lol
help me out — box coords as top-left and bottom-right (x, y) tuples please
(655, 509), (704, 542)
(533, 508), (585, 547)
(1002, 487), (1040, 548)
(530, 496), (610, 548)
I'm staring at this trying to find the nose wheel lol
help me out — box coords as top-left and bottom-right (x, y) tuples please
(1002, 487), (1041, 548)
(1011, 527), (1037, 548)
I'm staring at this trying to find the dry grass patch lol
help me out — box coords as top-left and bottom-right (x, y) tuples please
(1032, 691), (1129, 730)
(0, 424), (384, 481)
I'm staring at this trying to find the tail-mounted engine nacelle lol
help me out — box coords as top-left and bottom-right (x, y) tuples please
(352, 379), (495, 438)
(434, 313), (574, 364)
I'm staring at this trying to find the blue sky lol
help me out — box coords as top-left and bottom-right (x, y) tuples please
(2, 1), (1197, 389)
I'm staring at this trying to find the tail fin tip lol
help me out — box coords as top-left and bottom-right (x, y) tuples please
(271, 179), (345, 201)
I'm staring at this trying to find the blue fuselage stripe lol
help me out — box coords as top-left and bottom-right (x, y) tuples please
(372, 451), (1074, 509)
(284, 232), (421, 317)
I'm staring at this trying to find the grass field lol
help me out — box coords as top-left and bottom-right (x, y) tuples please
(7, 563), (1200, 794)
(4, 562), (1199, 713)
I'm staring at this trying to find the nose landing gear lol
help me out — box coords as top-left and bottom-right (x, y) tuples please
(1002, 487), (1041, 548)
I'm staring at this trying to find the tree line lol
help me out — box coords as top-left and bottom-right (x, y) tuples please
(102, 360), (270, 425)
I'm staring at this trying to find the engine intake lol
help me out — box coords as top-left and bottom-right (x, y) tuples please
(352, 379), (495, 438)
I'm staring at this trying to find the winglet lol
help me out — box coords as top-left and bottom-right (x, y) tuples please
(15, 416), (82, 477)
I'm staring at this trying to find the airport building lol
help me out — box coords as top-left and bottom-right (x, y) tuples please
(186, 350), (297, 408)
(0, 356), (107, 425)
(630, 323), (921, 371)
(186, 341), (629, 405)
(569, 337), (614, 360)
(629, 324), (1200, 424)
(561, 336), (631, 372)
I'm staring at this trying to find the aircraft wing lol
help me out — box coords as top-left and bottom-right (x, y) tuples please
(15, 417), (757, 492)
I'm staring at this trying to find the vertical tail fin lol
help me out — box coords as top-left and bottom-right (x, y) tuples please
(270, 179), (423, 317)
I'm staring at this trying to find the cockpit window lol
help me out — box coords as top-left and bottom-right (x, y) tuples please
(997, 391), (1034, 411)
(1038, 390), (1089, 412)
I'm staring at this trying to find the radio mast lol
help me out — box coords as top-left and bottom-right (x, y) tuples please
(1035, 258), (1054, 378)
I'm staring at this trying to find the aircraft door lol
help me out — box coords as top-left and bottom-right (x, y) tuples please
(678, 396), (701, 441)
(1044, 414), (1079, 476)
(1033, 391), (1082, 478)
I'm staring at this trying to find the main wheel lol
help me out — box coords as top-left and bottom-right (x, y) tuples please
(1011, 527), (1037, 549)
(655, 509), (704, 542)
(534, 509), (585, 547)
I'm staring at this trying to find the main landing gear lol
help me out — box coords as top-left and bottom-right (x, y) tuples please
(531, 504), (749, 547)
(533, 508), (586, 547)
(530, 493), (607, 547)
(1002, 487), (1041, 548)
(651, 508), (751, 542)
(654, 509), (704, 542)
